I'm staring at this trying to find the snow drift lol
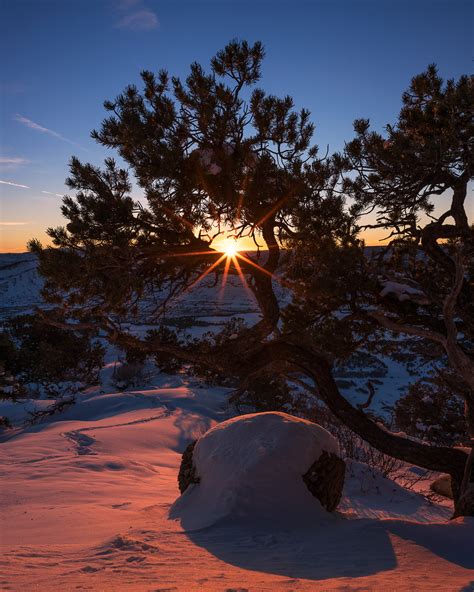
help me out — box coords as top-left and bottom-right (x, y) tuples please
(3, 383), (473, 590)
(170, 411), (342, 530)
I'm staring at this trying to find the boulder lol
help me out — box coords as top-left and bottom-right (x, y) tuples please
(303, 450), (346, 511)
(172, 411), (345, 530)
(430, 474), (453, 499)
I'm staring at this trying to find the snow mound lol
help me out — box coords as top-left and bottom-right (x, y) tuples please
(380, 280), (428, 303)
(170, 411), (341, 530)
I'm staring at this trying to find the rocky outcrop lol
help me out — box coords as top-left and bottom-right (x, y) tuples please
(430, 474), (453, 499)
(302, 450), (346, 511)
(177, 440), (200, 493)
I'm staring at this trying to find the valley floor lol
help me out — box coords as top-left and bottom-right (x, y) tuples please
(1, 376), (473, 591)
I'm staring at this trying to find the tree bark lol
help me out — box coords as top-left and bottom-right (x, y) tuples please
(241, 340), (471, 516)
(455, 396), (474, 517)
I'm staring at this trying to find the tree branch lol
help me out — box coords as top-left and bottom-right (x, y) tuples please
(368, 311), (447, 346)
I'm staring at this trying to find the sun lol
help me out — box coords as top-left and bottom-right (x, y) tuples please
(222, 242), (238, 257)
(215, 239), (240, 258)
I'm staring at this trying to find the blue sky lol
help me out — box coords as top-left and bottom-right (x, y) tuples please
(0, 0), (472, 251)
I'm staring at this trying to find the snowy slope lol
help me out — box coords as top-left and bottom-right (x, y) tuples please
(0, 253), (43, 319)
(0, 251), (272, 332)
(1, 379), (473, 591)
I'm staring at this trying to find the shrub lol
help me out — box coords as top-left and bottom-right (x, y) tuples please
(2, 313), (105, 397)
(146, 326), (184, 374)
(113, 362), (144, 389)
(230, 373), (297, 412)
(394, 370), (467, 446)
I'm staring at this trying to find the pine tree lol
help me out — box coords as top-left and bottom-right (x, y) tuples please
(30, 43), (473, 515)
(342, 66), (474, 515)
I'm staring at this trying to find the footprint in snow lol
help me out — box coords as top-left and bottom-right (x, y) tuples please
(63, 431), (96, 455)
(80, 565), (101, 573)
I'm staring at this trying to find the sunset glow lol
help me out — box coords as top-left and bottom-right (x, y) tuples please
(215, 239), (240, 258)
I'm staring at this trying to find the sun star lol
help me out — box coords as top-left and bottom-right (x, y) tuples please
(223, 242), (238, 257)
(217, 239), (240, 258)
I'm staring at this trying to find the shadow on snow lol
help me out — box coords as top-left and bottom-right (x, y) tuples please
(182, 515), (474, 581)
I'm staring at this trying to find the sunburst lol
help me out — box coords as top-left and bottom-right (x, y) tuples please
(214, 238), (240, 258)
(181, 237), (284, 301)
(162, 221), (282, 305)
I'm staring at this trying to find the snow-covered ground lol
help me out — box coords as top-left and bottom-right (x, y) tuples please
(1, 375), (473, 591)
(1, 252), (472, 590)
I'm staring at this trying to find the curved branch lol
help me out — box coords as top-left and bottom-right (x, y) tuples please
(368, 311), (447, 346)
(241, 340), (467, 480)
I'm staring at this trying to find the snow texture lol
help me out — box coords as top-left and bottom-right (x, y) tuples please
(1, 380), (474, 591)
(170, 411), (339, 530)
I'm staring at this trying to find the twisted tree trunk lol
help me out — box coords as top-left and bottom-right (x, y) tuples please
(241, 340), (471, 517)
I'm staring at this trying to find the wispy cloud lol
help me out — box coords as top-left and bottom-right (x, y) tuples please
(15, 114), (61, 137)
(41, 190), (64, 198)
(115, 0), (158, 31)
(15, 114), (88, 152)
(0, 156), (30, 171)
(0, 179), (65, 197)
(0, 179), (30, 189)
(115, 9), (158, 30)
(0, 221), (30, 226)
(0, 157), (30, 166)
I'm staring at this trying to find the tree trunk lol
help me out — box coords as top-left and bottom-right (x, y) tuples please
(453, 396), (474, 517)
(243, 340), (471, 516)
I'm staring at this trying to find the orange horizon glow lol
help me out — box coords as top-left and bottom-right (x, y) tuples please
(5, 204), (470, 254)
(0, 230), (421, 254)
(178, 236), (289, 306)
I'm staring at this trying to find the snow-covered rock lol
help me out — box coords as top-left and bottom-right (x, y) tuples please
(170, 411), (343, 530)
(380, 280), (429, 304)
(196, 147), (222, 175)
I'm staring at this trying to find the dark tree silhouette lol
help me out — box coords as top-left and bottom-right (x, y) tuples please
(286, 66), (473, 515)
(342, 66), (473, 515)
(30, 43), (473, 515)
